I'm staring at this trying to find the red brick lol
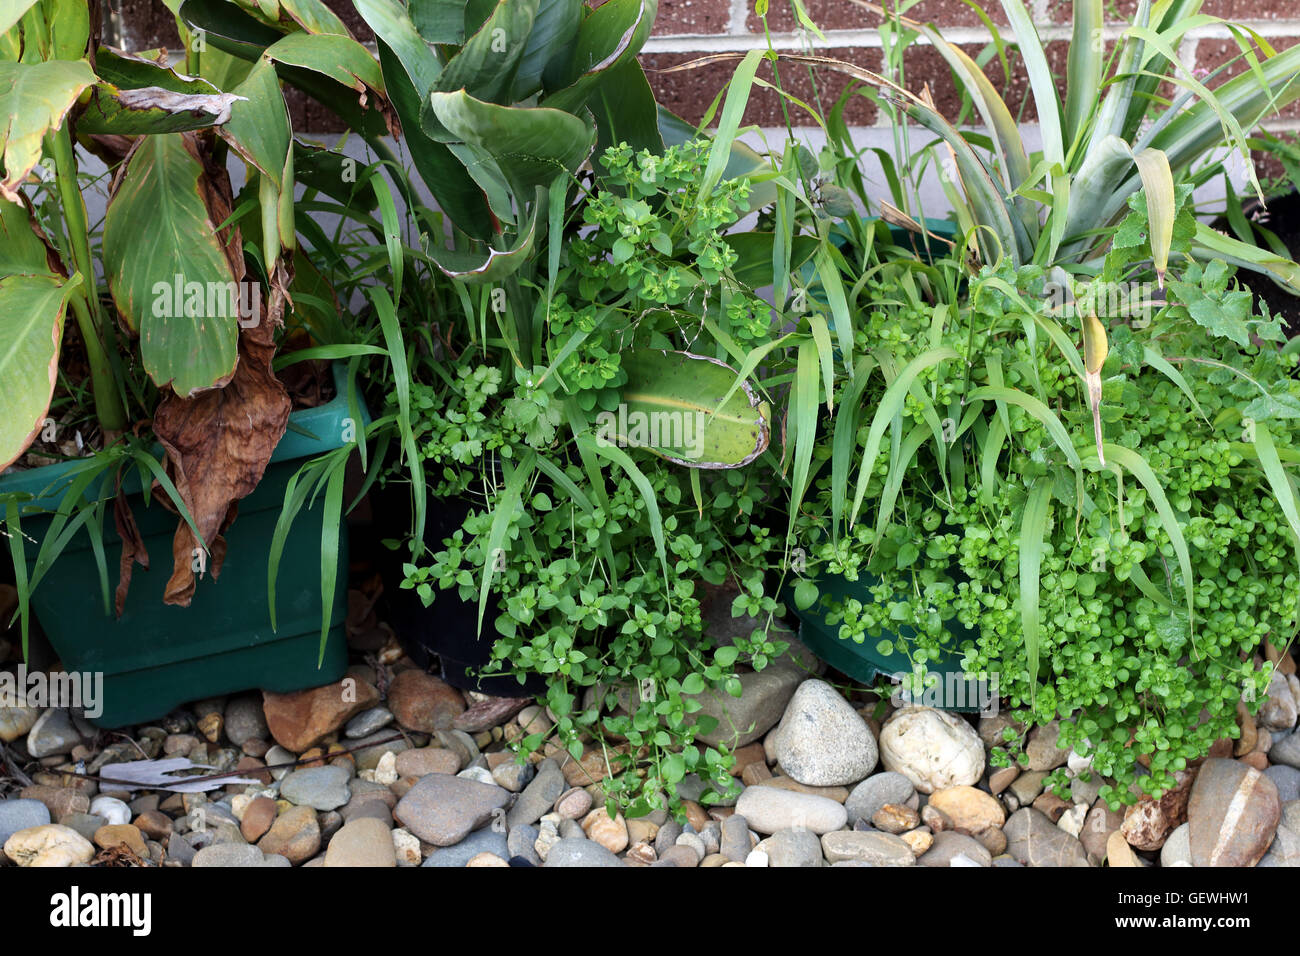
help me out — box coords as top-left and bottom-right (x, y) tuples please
(1196, 34), (1300, 119)
(652, 0), (733, 34)
(1201, 0), (1299, 21)
(640, 46), (882, 127)
(748, 0), (1009, 34)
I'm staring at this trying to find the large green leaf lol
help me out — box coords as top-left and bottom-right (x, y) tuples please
(0, 1), (40, 36)
(262, 31), (385, 96)
(587, 58), (662, 157)
(436, 0), (538, 103)
(428, 205), (538, 283)
(512, 0), (582, 100)
(0, 273), (74, 470)
(426, 89), (595, 197)
(102, 134), (240, 397)
(0, 194), (55, 274)
(0, 58), (94, 201)
(605, 350), (772, 468)
(409, 0), (466, 43)
(541, 0), (658, 112)
(234, 0), (351, 35)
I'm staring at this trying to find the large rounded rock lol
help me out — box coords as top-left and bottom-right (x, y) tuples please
(879, 707), (984, 793)
(262, 678), (380, 753)
(387, 670), (465, 733)
(0, 799), (50, 846)
(734, 785), (847, 834)
(4, 824), (94, 867)
(917, 831), (993, 867)
(1187, 759), (1280, 867)
(543, 837), (625, 867)
(823, 829), (914, 866)
(1004, 808), (1090, 867)
(324, 817), (396, 867)
(845, 772), (916, 826)
(687, 662), (805, 750)
(772, 680), (877, 787)
(928, 785), (1005, 833)
(27, 709), (80, 758)
(257, 805), (320, 865)
(279, 765), (352, 811)
(394, 773), (511, 846)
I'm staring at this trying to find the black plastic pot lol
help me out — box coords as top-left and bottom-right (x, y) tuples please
(364, 477), (546, 697)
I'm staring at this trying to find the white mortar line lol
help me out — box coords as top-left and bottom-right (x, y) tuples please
(642, 18), (1300, 52)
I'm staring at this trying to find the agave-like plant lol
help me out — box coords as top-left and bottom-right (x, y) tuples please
(788, 0), (1300, 291)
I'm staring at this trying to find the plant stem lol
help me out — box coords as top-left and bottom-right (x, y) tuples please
(47, 126), (128, 435)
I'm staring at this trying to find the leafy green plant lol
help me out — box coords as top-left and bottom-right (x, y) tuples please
(792, 172), (1300, 805)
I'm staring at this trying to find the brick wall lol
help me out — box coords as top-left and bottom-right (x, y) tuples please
(112, 0), (1300, 174)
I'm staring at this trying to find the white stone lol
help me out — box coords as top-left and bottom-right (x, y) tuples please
(4, 824), (95, 867)
(392, 827), (422, 866)
(878, 706), (984, 794)
(1057, 804), (1087, 838)
(88, 796), (131, 826)
(374, 751), (398, 786)
(744, 849), (769, 867)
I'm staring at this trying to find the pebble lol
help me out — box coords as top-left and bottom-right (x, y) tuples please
(89, 796), (131, 827)
(392, 828), (422, 866)
(1265, 764), (1300, 803)
(675, 831), (707, 862)
(900, 829), (933, 855)
(824, 829), (915, 866)
(4, 824), (95, 866)
(1259, 671), (1298, 731)
(689, 657), (805, 749)
(59, 812), (106, 844)
(845, 772), (916, 826)
(1269, 730), (1300, 769)
(543, 837), (625, 867)
(545, 788), (588, 823)
(279, 765), (352, 811)
(0, 799), (50, 846)
(262, 678), (380, 753)
(1008, 770), (1048, 804)
(771, 680), (878, 786)
(0, 703), (40, 743)
(871, 804), (920, 833)
(927, 785), (1006, 832)
(1004, 808), (1090, 866)
(744, 848), (768, 867)
(655, 820), (683, 856)
(655, 845), (702, 867)
(394, 773), (511, 846)
(491, 759), (535, 793)
(583, 809), (629, 853)
(720, 814), (751, 861)
(507, 759), (565, 828)
(387, 670), (466, 733)
(224, 696), (269, 746)
(94, 824), (147, 858)
(1160, 822), (1192, 867)
(193, 843), (267, 867)
(534, 820), (561, 861)
(258, 805), (321, 864)
(508, 825), (543, 866)
(735, 786), (847, 835)
(879, 707), (984, 793)
(345, 707), (394, 739)
(1025, 721), (1071, 771)
(394, 747), (461, 778)
(918, 831), (993, 867)
(241, 797), (278, 843)
(423, 827), (510, 867)
(27, 709), (81, 758)
(758, 827), (823, 866)
(1188, 758), (1280, 867)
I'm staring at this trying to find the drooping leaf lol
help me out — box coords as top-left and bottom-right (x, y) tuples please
(0, 273), (75, 470)
(102, 133), (240, 397)
(605, 350), (771, 468)
(0, 58), (95, 201)
(436, 0), (538, 103)
(262, 30), (385, 97)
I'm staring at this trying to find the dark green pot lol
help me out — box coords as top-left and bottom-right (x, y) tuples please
(0, 364), (365, 727)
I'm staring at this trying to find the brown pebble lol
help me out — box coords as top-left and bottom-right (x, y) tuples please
(241, 796), (277, 843)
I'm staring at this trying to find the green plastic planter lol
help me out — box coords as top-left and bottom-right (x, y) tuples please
(786, 215), (982, 707)
(782, 570), (984, 711)
(0, 364), (364, 727)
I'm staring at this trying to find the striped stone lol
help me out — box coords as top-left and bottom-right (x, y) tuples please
(1188, 759), (1281, 867)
